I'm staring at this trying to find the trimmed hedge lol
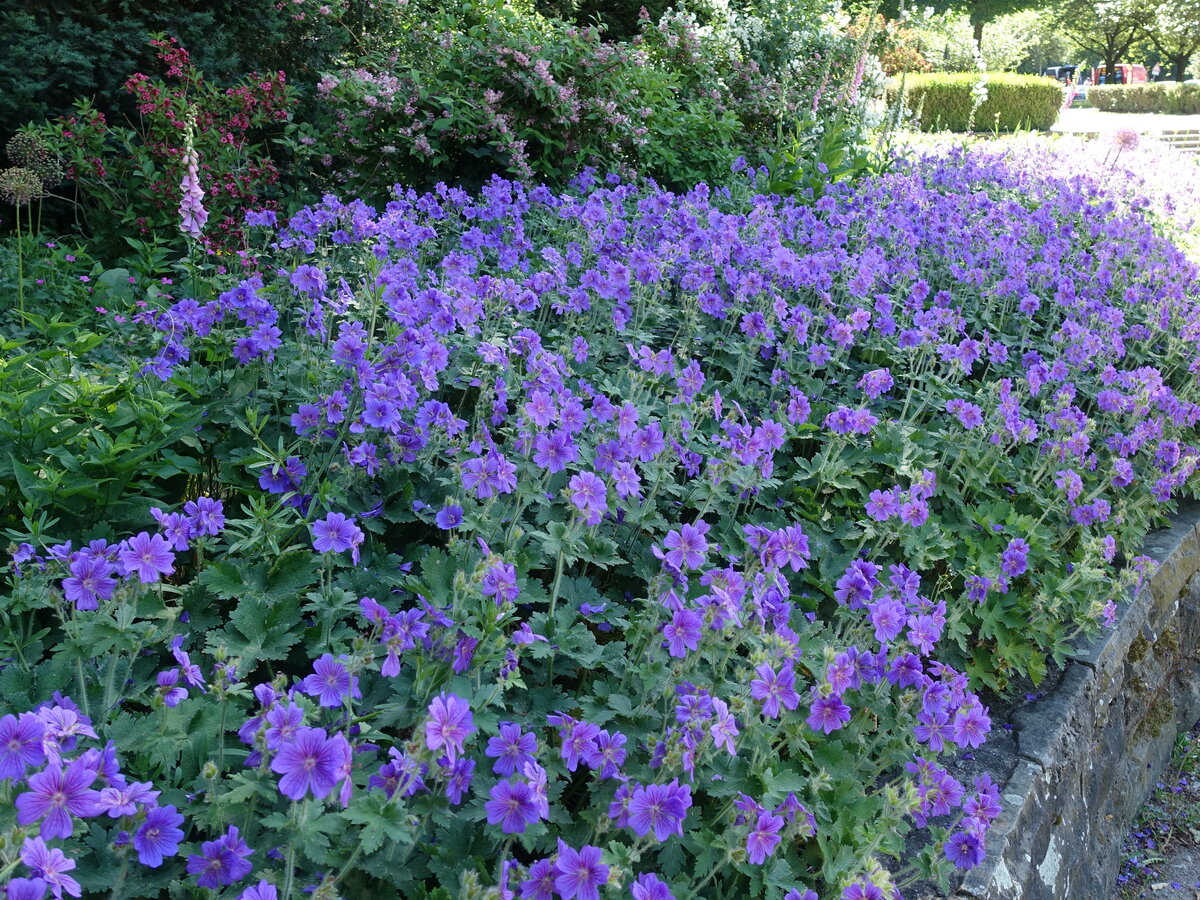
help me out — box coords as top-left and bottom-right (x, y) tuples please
(1089, 83), (1200, 114)
(889, 73), (1062, 132)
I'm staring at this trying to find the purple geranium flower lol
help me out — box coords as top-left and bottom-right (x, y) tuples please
(553, 840), (609, 900)
(184, 497), (225, 536)
(186, 825), (254, 889)
(239, 881), (279, 900)
(16, 759), (103, 839)
(62, 555), (117, 610)
(485, 779), (541, 834)
(663, 608), (703, 658)
(270, 727), (344, 801)
(626, 780), (691, 842)
(311, 512), (364, 562)
(486, 722), (538, 776)
(118, 532), (175, 583)
(424, 693), (475, 763)
(745, 812), (784, 864)
(631, 873), (675, 900)
(5, 878), (48, 900)
(944, 829), (987, 868)
(20, 837), (80, 899)
(133, 804), (185, 867)
(749, 663), (800, 718)
(435, 504), (463, 529)
(302, 654), (360, 707)
(0, 713), (46, 779)
(806, 692), (852, 734)
(659, 522), (709, 571)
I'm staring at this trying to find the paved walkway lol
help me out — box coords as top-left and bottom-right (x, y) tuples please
(1054, 107), (1200, 135)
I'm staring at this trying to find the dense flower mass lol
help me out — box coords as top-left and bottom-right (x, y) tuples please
(4, 135), (1198, 900)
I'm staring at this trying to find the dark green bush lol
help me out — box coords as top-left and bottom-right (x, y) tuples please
(0, 0), (389, 149)
(1089, 83), (1200, 114)
(891, 73), (1063, 132)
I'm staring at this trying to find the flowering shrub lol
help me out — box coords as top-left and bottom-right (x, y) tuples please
(3, 142), (1198, 899)
(290, 0), (876, 197)
(24, 36), (294, 256)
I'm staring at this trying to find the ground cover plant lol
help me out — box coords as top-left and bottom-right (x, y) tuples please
(1, 133), (1198, 900)
(1115, 723), (1200, 898)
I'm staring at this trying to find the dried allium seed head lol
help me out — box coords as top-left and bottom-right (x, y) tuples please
(5, 133), (62, 186)
(0, 167), (45, 206)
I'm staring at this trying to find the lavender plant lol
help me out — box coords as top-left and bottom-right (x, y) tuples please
(2, 140), (1197, 900)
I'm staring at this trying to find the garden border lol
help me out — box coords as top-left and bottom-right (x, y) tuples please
(938, 500), (1200, 899)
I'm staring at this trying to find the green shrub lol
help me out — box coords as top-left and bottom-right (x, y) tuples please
(290, 0), (877, 196)
(891, 73), (1063, 132)
(1089, 83), (1200, 114)
(0, 0), (389, 144)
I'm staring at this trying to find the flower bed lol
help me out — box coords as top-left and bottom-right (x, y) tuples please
(3, 143), (1199, 899)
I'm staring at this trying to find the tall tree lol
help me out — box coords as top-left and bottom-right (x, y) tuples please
(1143, 0), (1200, 80)
(1053, 0), (1151, 76)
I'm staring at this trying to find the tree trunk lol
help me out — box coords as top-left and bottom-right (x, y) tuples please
(1174, 55), (1188, 81)
(972, 16), (984, 49)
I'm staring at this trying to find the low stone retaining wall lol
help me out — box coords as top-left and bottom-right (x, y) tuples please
(947, 501), (1200, 899)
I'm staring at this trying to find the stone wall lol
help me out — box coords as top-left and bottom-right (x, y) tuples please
(951, 500), (1200, 899)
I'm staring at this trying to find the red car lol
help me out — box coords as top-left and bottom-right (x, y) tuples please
(1090, 64), (1149, 85)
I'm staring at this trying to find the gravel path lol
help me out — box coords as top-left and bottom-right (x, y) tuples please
(1054, 107), (1200, 134)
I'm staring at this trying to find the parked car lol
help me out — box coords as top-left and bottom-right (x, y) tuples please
(1044, 65), (1078, 84)
(1090, 64), (1148, 85)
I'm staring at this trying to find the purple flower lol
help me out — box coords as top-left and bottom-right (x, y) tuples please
(435, 504), (464, 529)
(745, 812), (784, 864)
(582, 730), (627, 780)
(567, 471), (607, 525)
(553, 841), (609, 900)
(750, 663), (800, 718)
(239, 882), (279, 900)
(290, 264), (327, 297)
(1000, 537), (1030, 577)
(663, 608), (703, 658)
(865, 488), (900, 521)
(952, 700), (992, 749)
(133, 804), (185, 867)
(311, 512), (364, 562)
(5, 878), (48, 900)
(424, 693), (475, 763)
(443, 757), (475, 805)
(0, 713), (45, 779)
(19, 838), (79, 900)
(264, 703), (304, 750)
(841, 883), (885, 900)
(178, 147), (208, 239)
(487, 723), (538, 776)
(626, 780), (691, 841)
(118, 532), (175, 583)
(270, 727), (344, 801)
(99, 781), (159, 818)
(806, 692), (852, 734)
(944, 829), (987, 868)
(486, 779), (541, 833)
(184, 497), (225, 536)
(302, 654), (360, 707)
(157, 669), (188, 707)
(522, 859), (557, 900)
(481, 562), (520, 606)
(631, 873), (674, 900)
(659, 522), (709, 571)
(186, 825), (254, 889)
(710, 698), (739, 756)
(62, 556), (117, 610)
(16, 759), (103, 839)
(532, 431), (578, 473)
